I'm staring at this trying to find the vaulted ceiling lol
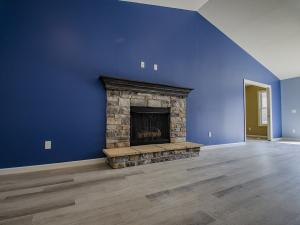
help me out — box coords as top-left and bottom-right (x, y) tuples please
(123, 0), (209, 11)
(122, 0), (300, 80)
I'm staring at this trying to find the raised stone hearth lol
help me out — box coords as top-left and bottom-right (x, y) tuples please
(104, 142), (202, 169)
(101, 76), (202, 168)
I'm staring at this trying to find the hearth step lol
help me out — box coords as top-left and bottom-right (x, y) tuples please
(103, 142), (203, 169)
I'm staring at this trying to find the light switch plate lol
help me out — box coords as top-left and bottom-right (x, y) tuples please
(154, 64), (158, 71)
(45, 141), (52, 150)
(292, 129), (296, 134)
(141, 61), (145, 69)
(292, 109), (297, 114)
(208, 131), (212, 138)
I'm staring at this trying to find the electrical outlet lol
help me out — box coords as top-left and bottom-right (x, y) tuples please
(154, 64), (158, 71)
(248, 127), (252, 131)
(140, 61), (145, 69)
(292, 129), (296, 134)
(208, 131), (212, 138)
(292, 109), (297, 114)
(45, 141), (52, 150)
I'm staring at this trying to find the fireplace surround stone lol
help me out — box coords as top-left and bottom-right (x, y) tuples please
(106, 90), (187, 148)
(101, 76), (202, 168)
(104, 142), (202, 169)
(101, 76), (193, 149)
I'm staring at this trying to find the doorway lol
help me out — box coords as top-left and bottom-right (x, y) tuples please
(244, 79), (273, 141)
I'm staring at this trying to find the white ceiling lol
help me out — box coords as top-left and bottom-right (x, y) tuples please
(199, 0), (300, 80)
(122, 0), (209, 11)
(122, 0), (300, 80)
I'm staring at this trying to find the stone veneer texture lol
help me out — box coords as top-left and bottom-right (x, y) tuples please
(106, 90), (186, 148)
(107, 148), (200, 169)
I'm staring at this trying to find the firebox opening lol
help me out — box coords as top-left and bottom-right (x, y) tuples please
(130, 106), (170, 146)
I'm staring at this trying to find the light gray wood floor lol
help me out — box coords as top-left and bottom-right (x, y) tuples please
(1, 141), (300, 225)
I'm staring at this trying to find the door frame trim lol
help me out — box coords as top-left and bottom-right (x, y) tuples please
(243, 79), (273, 141)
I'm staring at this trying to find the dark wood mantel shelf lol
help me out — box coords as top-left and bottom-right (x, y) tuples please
(100, 76), (193, 97)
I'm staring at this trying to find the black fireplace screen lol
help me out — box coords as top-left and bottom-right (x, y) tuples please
(130, 107), (170, 146)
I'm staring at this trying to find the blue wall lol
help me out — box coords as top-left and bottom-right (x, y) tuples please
(281, 77), (300, 139)
(0, 0), (281, 169)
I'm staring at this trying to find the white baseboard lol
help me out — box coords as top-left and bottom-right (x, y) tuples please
(247, 135), (268, 139)
(279, 137), (300, 142)
(0, 158), (106, 176)
(202, 142), (246, 150)
(271, 137), (283, 141)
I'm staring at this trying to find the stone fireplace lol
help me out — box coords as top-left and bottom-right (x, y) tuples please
(101, 76), (202, 168)
(101, 76), (190, 149)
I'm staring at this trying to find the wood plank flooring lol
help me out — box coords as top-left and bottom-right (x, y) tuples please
(1, 141), (300, 225)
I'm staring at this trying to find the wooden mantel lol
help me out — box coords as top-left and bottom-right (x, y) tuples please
(100, 76), (193, 97)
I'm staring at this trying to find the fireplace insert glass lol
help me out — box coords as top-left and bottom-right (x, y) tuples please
(130, 106), (170, 146)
